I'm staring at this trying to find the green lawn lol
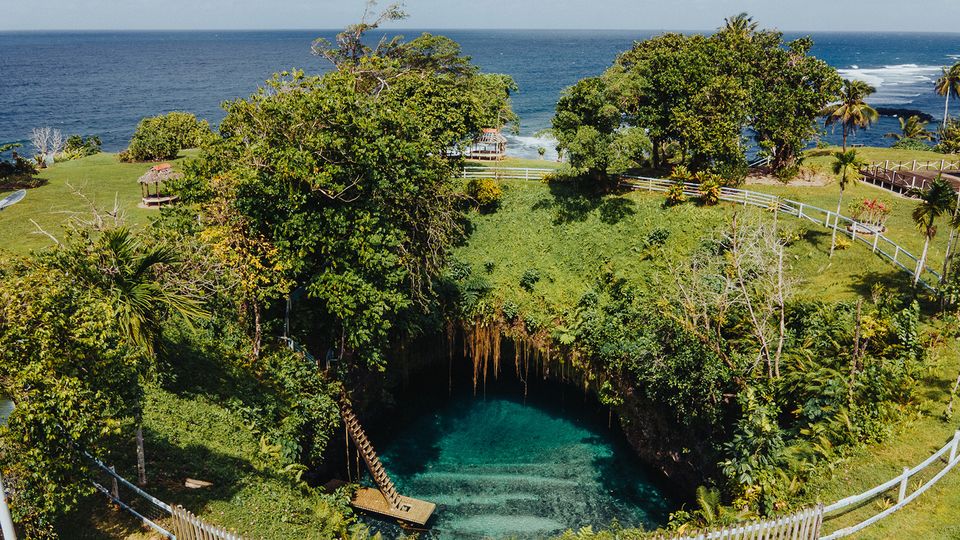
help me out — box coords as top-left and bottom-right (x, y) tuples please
(0, 152), (193, 255)
(803, 145), (956, 173)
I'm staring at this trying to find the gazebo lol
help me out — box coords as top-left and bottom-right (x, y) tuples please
(138, 163), (181, 207)
(467, 128), (507, 161)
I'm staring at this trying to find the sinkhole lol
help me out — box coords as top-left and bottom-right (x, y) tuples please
(360, 355), (678, 539)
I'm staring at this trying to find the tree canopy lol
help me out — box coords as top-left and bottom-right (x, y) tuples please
(178, 25), (516, 370)
(554, 16), (841, 181)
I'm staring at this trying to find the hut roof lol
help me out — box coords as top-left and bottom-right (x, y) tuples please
(475, 128), (508, 145)
(138, 163), (182, 185)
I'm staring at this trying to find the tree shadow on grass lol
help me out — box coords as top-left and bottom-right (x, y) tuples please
(532, 179), (636, 225)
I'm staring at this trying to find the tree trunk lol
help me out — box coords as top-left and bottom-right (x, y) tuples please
(945, 92), (952, 131)
(773, 244), (786, 378)
(830, 188), (845, 257)
(916, 234), (932, 285)
(136, 425), (147, 486)
(842, 124), (848, 152)
(252, 302), (262, 360)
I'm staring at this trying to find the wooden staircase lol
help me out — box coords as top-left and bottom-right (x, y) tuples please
(339, 396), (436, 526)
(340, 398), (402, 509)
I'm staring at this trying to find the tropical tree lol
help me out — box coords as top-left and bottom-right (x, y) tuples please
(935, 64), (960, 130)
(885, 115), (933, 141)
(910, 177), (957, 286)
(822, 79), (879, 151)
(723, 12), (759, 38)
(830, 150), (867, 256)
(51, 227), (205, 485)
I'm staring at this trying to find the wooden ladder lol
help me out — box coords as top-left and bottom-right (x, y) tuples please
(340, 398), (403, 510)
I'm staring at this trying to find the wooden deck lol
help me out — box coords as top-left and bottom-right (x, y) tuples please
(351, 487), (436, 526)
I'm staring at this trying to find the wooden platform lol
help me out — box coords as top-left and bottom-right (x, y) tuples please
(351, 487), (436, 526)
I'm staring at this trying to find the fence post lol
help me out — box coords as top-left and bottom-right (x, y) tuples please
(894, 245), (900, 264)
(898, 467), (910, 503)
(110, 466), (120, 502)
(912, 160), (917, 172)
(915, 258), (924, 281)
(951, 431), (960, 463)
(825, 211), (831, 227)
(872, 231), (880, 252)
(798, 202), (804, 219)
(0, 473), (17, 540)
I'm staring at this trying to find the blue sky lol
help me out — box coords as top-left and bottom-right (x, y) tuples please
(4, 0), (960, 32)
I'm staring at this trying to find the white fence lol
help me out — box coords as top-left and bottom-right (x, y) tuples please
(868, 159), (960, 173)
(653, 506), (823, 540)
(88, 455), (242, 540)
(819, 429), (960, 539)
(620, 176), (941, 291)
(462, 166), (553, 181)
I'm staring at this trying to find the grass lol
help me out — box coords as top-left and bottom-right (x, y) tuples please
(802, 145), (953, 172)
(0, 152), (193, 256)
(802, 326), (960, 539)
(465, 157), (564, 169)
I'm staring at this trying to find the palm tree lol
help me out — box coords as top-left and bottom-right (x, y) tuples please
(935, 64), (960, 130)
(66, 228), (204, 484)
(830, 150), (867, 257)
(911, 177), (957, 286)
(723, 12), (759, 38)
(823, 80), (879, 151)
(885, 115), (933, 142)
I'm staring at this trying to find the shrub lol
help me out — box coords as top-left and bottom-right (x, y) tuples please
(669, 164), (693, 182)
(834, 236), (852, 251)
(891, 137), (932, 151)
(0, 143), (39, 182)
(935, 119), (960, 154)
(125, 112), (213, 162)
(696, 171), (723, 206)
(465, 177), (503, 209)
(501, 300), (520, 321)
(55, 135), (102, 162)
(645, 227), (670, 248)
(519, 268), (541, 291)
(665, 181), (687, 206)
(483, 261), (496, 273)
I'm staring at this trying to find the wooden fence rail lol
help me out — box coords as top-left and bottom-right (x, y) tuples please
(462, 166), (553, 181)
(170, 506), (243, 540)
(619, 176), (941, 291)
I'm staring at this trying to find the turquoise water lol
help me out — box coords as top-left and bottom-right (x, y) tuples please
(371, 395), (672, 539)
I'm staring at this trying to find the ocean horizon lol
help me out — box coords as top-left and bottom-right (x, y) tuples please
(3, 29), (960, 159)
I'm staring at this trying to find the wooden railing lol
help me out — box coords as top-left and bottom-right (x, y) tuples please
(620, 176), (941, 291)
(868, 159), (960, 173)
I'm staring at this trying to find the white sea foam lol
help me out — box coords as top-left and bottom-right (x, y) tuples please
(837, 64), (943, 107)
(505, 132), (560, 161)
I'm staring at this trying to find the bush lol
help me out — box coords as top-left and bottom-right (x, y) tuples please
(465, 177), (503, 209)
(0, 143), (39, 182)
(696, 171), (723, 206)
(891, 137), (932, 151)
(665, 181), (687, 207)
(645, 227), (670, 248)
(125, 112), (213, 162)
(935, 119), (960, 154)
(519, 268), (541, 291)
(55, 135), (102, 162)
(834, 236), (852, 251)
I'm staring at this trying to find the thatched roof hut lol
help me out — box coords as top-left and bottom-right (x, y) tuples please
(138, 163), (181, 207)
(467, 128), (507, 161)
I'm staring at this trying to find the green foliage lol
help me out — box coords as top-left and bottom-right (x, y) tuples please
(56, 135), (102, 162)
(552, 77), (621, 183)
(891, 137), (933, 151)
(519, 268), (542, 291)
(935, 118), (960, 154)
(885, 116), (933, 143)
(125, 111), (213, 162)
(720, 389), (786, 511)
(696, 172), (723, 206)
(465, 177), (504, 209)
(665, 181), (688, 206)
(823, 80), (879, 151)
(0, 259), (142, 536)
(0, 143), (39, 183)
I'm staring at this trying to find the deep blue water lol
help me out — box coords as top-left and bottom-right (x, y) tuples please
(1, 30), (959, 159)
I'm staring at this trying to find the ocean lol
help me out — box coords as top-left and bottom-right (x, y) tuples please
(1, 30), (959, 159)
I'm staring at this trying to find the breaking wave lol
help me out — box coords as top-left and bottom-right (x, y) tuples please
(838, 64), (942, 106)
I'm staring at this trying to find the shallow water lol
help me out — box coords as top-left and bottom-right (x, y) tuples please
(0, 397), (12, 425)
(368, 394), (672, 539)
